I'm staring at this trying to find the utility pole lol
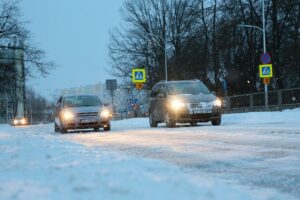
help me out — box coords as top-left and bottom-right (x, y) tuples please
(164, 34), (168, 82)
(262, 0), (268, 109)
(6, 91), (9, 123)
(29, 92), (32, 124)
(238, 0), (268, 109)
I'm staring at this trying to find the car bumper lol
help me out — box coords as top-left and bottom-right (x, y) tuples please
(61, 117), (110, 129)
(169, 107), (221, 123)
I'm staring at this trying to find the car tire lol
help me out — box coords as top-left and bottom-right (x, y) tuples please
(190, 122), (197, 126)
(103, 123), (111, 131)
(212, 118), (221, 126)
(149, 112), (158, 127)
(54, 122), (59, 132)
(60, 126), (68, 134)
(165, 112), (175, 128)
(94, 127), (100, 132)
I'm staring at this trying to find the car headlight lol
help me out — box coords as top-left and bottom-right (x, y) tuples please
(61, 111), (75, 121)
(21, 118), (27, 125)
(170, 99), (185, 110)
(212, 98), (222, 107)
(100, 109), (111, 118)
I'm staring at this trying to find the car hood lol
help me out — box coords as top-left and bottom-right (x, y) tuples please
(62, 106), (103, 113)
(169, 93), (216, 103)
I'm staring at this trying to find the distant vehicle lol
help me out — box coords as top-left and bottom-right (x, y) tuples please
(54, 95), (112, 133)
(11, 117), (28, 126)
(149, 79), (222, 128)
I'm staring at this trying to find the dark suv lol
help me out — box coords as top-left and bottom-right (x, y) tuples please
(54, 95), (111, 133)
(149, 80), (222, 127)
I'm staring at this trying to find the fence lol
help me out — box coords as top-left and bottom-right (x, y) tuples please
(222, 87), (300, 113)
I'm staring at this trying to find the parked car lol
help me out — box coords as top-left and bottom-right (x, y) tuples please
(149, 79), (222, 127)
(54, 95), (111, 133)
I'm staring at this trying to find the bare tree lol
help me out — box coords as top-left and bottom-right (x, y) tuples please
(0, 1), (55, 86)
(109, 0), (300, 95)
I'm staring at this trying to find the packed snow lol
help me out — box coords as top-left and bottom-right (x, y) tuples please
(0, 109), (300, 200)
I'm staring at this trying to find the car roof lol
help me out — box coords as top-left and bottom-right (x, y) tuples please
(157, 79), (202, 85)
(62, 94), (98, 98)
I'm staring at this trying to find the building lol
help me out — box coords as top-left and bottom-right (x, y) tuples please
(0, 39), (26, 123)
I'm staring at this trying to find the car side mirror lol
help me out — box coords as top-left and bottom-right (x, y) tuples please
(56, 103), (61, 109)
(157, 93), (165, 99)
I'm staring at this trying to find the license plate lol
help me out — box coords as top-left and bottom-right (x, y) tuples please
(81, 119), (96, 123)
(193, 108), (212, 114)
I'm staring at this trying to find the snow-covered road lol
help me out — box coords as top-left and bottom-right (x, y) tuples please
(1, 109), (300, 200)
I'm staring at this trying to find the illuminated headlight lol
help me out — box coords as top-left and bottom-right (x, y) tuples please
(212, 99), (222, 107)
(61, 111), (75, 121)
(21, 118), (27, 125)
(100, 109), (111, 118)
(13, 118), (27, 125)
(170, 99), (185, 110)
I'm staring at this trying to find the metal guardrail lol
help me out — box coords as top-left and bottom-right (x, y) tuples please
(222, 88), (300, 113)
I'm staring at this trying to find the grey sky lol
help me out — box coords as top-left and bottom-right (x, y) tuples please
(20, 0), (123, 100)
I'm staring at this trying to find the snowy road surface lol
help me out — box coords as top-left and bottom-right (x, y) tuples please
(0, 109), (300, 200)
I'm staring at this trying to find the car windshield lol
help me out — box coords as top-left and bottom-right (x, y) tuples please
(167, 81), (210, 95)
(62, 95), (102, 107)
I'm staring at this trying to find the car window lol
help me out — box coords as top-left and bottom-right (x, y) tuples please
(62, 95), (102, 107)
(158, 84), (166, 96)
(151, 84), (161, 97)
(167, 81), (210, 95)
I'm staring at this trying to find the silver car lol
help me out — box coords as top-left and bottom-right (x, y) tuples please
(149, 80), (222, 127)
(54, 95), (111, 133)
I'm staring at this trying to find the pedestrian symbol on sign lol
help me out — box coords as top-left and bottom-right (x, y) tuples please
(262, 67), (270, 75)
(135, 72), (143, 80)
(259, 64), (273, 78)
(132, 69), (146, 83)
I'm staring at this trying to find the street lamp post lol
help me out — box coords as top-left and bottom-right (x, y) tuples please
(238, 0), (268, 109)
(6, 91), (9, 123)
(29, 92), (32, 124)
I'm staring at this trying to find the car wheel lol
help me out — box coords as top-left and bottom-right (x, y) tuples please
(149, 111), (158, 127)
(94, 127), (100, 132)
(54, 122), (60, 132)
(60, 126), (68, 134)
(165, 112), (175, 128)
(103, 123), (111, 131)
(190, 122), (197, 126)
(212, 118), (221, 126)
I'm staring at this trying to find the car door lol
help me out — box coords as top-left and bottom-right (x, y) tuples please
(55, 97), (62, 125)
(150, 84), (160, 120)
(155, 83), (167, 121)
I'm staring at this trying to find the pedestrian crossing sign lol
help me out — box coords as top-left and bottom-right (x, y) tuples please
(132, 69), (146, 83)
(259, 64), (273, 78)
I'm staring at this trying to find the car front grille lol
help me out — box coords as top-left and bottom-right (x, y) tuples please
(76, 112), (98, 117)
(189, 103), (202, 109)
